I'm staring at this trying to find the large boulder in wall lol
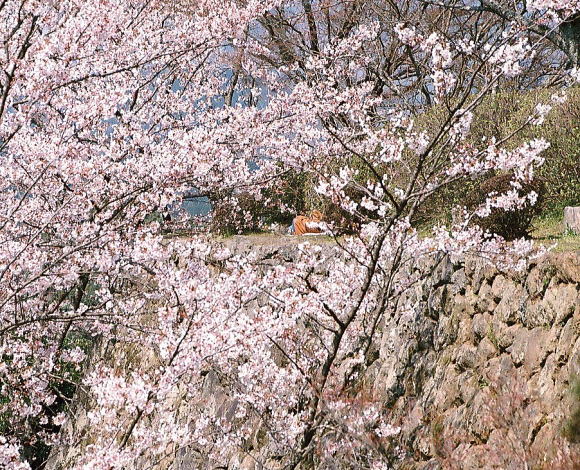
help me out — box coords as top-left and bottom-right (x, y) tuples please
(564, 206), (580, 234)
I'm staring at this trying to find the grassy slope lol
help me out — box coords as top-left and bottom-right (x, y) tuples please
(532, 213), (580, 252)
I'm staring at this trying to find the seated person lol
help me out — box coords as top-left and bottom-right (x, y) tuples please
(288, 210), (325, 235)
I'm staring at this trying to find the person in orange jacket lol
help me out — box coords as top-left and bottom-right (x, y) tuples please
(288, 210), (325, 235)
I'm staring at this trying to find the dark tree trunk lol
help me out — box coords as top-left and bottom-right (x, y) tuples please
(560, 14), (580, 68)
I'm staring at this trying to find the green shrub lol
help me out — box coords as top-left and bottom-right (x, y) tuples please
(472, 87), (580, 213)
(464, 173), (545, 240)
(0, 331), (92, 469)
(209, 170), (313, 235)
(413, 87), (580, 229)
(563, 378), (580, 443)
(209, 88), (579, 235)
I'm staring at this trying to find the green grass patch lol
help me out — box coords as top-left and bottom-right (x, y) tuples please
(531, 213), (580, 252)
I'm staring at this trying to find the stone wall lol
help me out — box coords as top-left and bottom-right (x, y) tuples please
(369, 251), (579, 469)
(46, 241), (580, 469)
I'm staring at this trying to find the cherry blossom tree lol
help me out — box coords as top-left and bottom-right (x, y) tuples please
(420, 0), (580, 68)
(0, 0), (578, 468)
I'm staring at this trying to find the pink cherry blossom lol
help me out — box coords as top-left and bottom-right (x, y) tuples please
(0, 0), (574, 467)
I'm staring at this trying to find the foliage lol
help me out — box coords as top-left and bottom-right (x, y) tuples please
(468, 87), (580, 213)
(413, 87), (580, 228)
(563, 378), (580, 444)
(275, 90), (580, 234)
(209, 170), (312, 235)
(1, 331), (91, 469)
(464, 173), (545, 240)
(209, 170), (361, 236)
